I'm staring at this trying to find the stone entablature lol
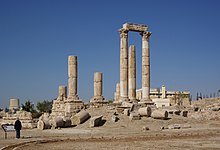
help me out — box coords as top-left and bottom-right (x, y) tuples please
(122, 23), (147, 32)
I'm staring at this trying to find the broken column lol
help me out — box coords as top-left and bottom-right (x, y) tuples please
(119, 28), (129, 102)
(114, 83), (120, 103)
(128, 45), (136, 102)
(67, 56), (79, 101)
(65, 56), (84, 116)
(141, 31), (152, 102)
(151, 110), (168, 119)
(57, 85), (67, 101)
(90, 72), (105, 103)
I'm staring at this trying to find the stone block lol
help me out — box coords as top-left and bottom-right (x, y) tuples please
(89, 115), (103, 128)
(129, 113), (140, 121)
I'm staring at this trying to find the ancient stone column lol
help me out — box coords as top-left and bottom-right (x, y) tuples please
(161, 85), (166, 99)
(67, 56), (79, 100)
(57, 86), (67, 101)
(141, 31), (151, 101)
(119, 28), (129, 102)
(128, 45), (136, 101)
(114, 83), (120, 102)
(90, 72), (105, 102)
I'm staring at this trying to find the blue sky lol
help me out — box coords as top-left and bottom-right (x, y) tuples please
(0, 0), (220, 108)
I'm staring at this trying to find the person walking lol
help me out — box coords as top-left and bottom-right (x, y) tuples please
(14, 117), (22, 139)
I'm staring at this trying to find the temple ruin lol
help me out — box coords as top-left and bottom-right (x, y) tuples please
(118, 23), (152, 103)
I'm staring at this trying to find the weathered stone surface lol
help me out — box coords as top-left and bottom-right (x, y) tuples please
(128, 45), (136, 101)
(57, 86), (67, 101)
(141, 31), (151, 102)
(63, 117), (72, 127)
(168, 124), (181, 129)
(180, 124), (191, 129)
(71, 110), (90, 125)
(67, 56), (82, 103)
(50, 117), (65, 128)
(119, 28), (128, 102)
(180, 110), (188, 117)
(142, 126), (150, 131)
(124, 109), (130, 116)
(129, 113), (140, 121)
(122, 101), (134, 111)
(114, 83), (120, 102)
(211, 107), (220, 111)
(89, 115), (103, 128)
(138, 107), (152, 117)
(37, 120), (51, 130)
(111, 115), (118, 122)
(2, 111), (36, 128)
(151, 110), (168, 119)
(122, 23), (147, 32)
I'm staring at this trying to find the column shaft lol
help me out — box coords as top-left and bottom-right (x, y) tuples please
(119, 29), (128, 101)
(68, 56), (77, 99)
(128, 45), (136, 101)
(94, 72), (102, 97)
(141, 31), (151, 101)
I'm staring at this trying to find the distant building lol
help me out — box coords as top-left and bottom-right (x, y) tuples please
(136, 85), (191, 107)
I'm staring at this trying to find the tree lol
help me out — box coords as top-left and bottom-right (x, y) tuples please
(36, 100), (52, 113)
(21, 100), (35, 112)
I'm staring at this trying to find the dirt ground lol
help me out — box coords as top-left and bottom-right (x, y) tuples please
(1, 100), (220, 150)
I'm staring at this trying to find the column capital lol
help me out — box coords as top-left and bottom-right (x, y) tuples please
(119, 28), (128, 38)
(140, 31), (152, 39)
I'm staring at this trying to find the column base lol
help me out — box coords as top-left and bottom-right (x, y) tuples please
(139, 98), (154, 105)
(66, 95), (83, 102)
(64, 101), (84, 117)
(89, 96), (106, 103)
(129, 98), (139, 104)
(119, 96), (129, 102)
